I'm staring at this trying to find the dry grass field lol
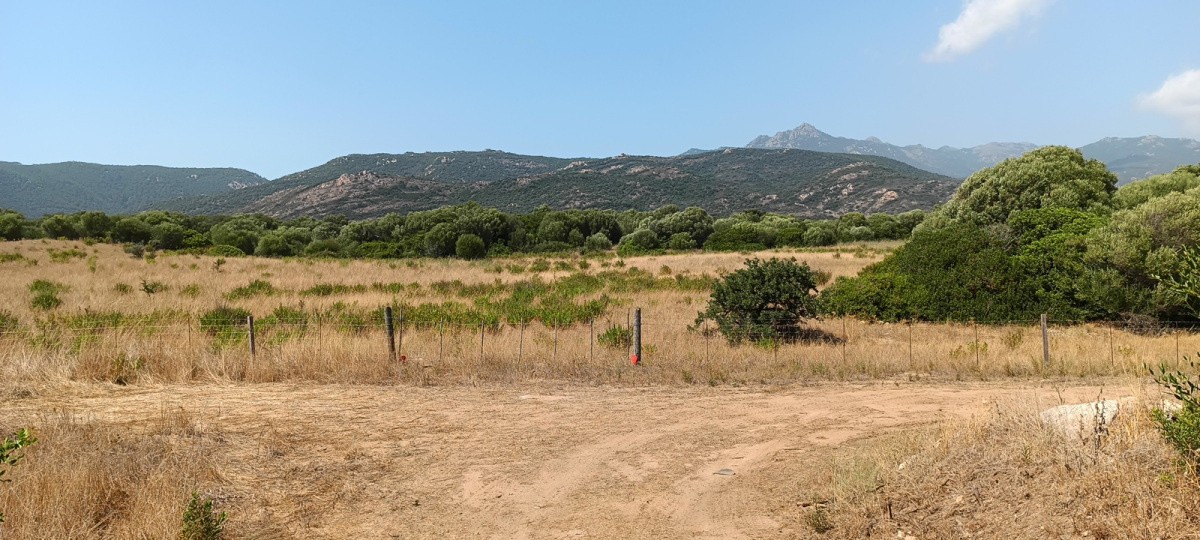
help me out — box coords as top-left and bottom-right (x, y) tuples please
(1, 240), (1198, 538)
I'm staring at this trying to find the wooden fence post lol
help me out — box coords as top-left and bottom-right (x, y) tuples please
(632, 308), (642, 365)
(1041, 314), (1050, 370)
(385, 306), (396, 363)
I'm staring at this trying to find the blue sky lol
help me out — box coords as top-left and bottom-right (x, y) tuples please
(2, 0), (1198, 179)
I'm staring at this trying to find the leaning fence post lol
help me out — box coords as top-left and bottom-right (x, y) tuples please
(385, 307), (397, 362)
(632, 308), (642, 365)
(247, 315), (256, 360)
(589, 318), (595, 361)
(1040, 313), (1050, 369)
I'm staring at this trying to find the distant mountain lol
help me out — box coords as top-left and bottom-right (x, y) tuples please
(747, 124), (1200, 184)
(161, 148), (958, 220)
(0, 161), (265, 217)
(1079, 136), (1200, 184)
(157, 150), (576, 216)
(747, 123), (1038, 179)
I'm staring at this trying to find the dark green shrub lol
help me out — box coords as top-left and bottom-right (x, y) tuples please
(819, 224), (1044, 322)
(199, 306), (251, 335)
(616, 229), (659, 256)
(225, 279), (278, 300)
(597, 324), (632, 349)
(583, 233), (613, 252)
(696, 258), (822, 344)
(355, 241), (401, 259)
(455, 234), (487, 259)
(666, 232), (697, 250)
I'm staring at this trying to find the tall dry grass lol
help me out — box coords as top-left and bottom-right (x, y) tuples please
(1, 240), (1198, 387)
(0, 408), (222, 539)
(793, 396), (1200, 538)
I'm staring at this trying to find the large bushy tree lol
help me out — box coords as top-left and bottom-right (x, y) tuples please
(930, 146), (1117, 228)
(696, 258), (822, 344)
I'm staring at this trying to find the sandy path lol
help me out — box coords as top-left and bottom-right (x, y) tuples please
(2, 380), (1132, 539)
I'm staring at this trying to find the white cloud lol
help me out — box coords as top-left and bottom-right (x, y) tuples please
(1139, 70), (1200, 135)
(924, 0), (1052, 62)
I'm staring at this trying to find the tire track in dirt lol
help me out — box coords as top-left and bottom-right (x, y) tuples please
(0, 380), (1128, 539)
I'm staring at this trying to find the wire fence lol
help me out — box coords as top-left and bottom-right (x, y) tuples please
(1, 311), (1198, 384)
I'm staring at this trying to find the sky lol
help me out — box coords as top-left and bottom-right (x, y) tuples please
(2, 0), (1199, 179)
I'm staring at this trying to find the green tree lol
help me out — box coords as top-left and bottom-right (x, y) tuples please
(76, 211), (114, 239)
(695, 257), (822, 344)
(583, 232), (613, 252)
(151, 222), (189, 250)
(112, 217), (154, 244)
(617, 229), (659, 256)
(1114, 165), (1200, 210)
(39, 214), (79, 239)
(455, 233), (487, 259)
(0, 211), (24, 241)
(935, 146), (1117, 227)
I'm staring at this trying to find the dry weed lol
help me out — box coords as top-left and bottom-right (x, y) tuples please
(798, 398), (1200, 539)
(0, 409), (223, 539)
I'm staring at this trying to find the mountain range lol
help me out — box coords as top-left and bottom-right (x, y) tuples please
(3, 125), (1199, 218)
(745, 124), (1200, 183)
(157, 149), (957, 219)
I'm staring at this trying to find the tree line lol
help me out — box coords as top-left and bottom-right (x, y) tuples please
(0, 204), (926, 259)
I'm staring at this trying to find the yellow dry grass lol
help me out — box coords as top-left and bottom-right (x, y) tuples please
(1, 240), (1197, 387)
(0, 408), (221, 539)
(806, 397), (1200, 538)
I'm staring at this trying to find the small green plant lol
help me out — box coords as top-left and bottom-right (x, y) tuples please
(48, 248), (87, 263)
(225, 279), (278, 300)
(113, 283), (133, 295)
(180, 284), (202, 297)
(211, 258), (227, 272)
(1149, 357), (1200, 470)
(29, 279), (65, 310)
(142, 279), (169, 296)
(597, 324), (633, 349)
(0, 428), (37, 524)
(87, 255), (98, 273)
(180, 491), (226, 540)
(530, 259), (551, 272)
(199, 306), (252, 336)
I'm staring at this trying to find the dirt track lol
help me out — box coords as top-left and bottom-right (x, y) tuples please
(4, 380), (1130, 539)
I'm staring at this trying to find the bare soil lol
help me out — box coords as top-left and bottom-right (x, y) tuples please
(2, 380), (1131, 539)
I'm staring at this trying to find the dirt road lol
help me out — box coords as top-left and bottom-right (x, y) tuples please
(3, 380), (1131, 539)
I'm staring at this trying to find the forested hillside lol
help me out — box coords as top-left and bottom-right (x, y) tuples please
(0, 161), (264, 217)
